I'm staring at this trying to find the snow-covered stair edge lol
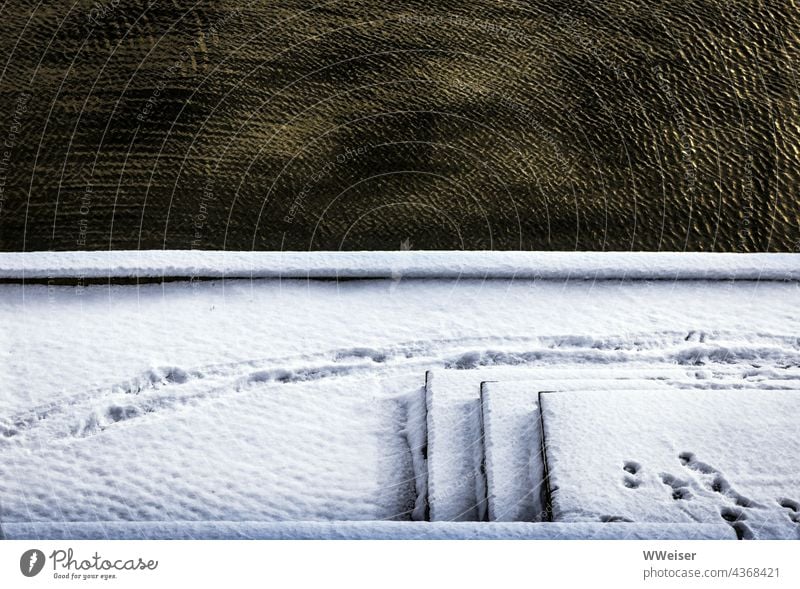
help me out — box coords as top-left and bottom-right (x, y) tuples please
(480, 381), (544, 523)
(0, 521), (737, 540)
(1, 251), (798, 280)
(425, 370), (488, 522)
(404, 382), (429, 522)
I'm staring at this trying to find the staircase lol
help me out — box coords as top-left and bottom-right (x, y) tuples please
(422, 365), (800, 540)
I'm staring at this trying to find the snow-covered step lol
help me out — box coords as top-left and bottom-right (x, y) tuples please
(427, 367), (800, 522)
(425, 365), (701, 522)
(480, 379), (681, 522)
(540, 389), (800, 539)
(1, 521), (736, 540)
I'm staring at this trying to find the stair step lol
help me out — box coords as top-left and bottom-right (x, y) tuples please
(540, 388), (800, 539)
(424, 365), (698, 522)
(480, 379), (675, 522)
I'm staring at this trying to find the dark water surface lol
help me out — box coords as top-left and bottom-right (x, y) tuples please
(0, 1), (797, 251)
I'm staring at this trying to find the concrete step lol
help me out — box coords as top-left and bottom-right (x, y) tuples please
(481, 379), (675, 522)
(540, 388), (800, 539)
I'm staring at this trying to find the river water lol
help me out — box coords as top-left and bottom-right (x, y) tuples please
(0, 1), (797, 251)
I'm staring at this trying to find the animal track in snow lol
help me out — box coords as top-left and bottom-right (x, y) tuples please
(659, 473), (692, 500)
(679, 452), (760, 508)
(622, 461), (642, 489)
(720, 506), (746, 522)
(333, 347), (389, 363)
(246, 364), (358, 384)
(720, 507), (754, 539)
(623, 476), (641, 489)
(623, 461), (641, 474)
(678, 451), (768, 538)
(4, 333), (799, 448)
(1, 366), (196, 434)
(778, 498), (800, 523)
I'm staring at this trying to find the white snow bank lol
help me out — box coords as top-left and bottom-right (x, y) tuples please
(0, 250), (798, 280)
(0, 521), (736, 540)
(0, 374), (421, 523)
(540, 389), (800, 539)
(2, 273), (799, 536)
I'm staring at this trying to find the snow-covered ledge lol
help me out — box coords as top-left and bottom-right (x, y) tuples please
(1, 521), (737, 540)
(0, 251), (798, 280)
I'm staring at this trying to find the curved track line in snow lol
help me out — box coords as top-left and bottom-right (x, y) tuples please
(3, 331), (800, 447)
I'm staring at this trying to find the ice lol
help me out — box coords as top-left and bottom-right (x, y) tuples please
(540, 389), (800, 539)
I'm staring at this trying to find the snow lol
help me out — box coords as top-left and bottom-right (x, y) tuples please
(1, 251), (799, 538)
(4, 278), (799, 418)
(0, 373), (423, 523)
(1, 521), (736, 540)
(481, 379), (674, 523)
(540, 389), (800, 539)
(0, 250), (798, 280)
(425, 366), (780, 522)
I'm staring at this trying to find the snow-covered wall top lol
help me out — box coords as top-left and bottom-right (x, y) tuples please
(0, 251), (798, 280)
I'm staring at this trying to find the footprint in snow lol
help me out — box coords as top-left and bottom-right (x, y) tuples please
(778, 498), (800, 523)
(720, 506), (754, 539)
(622, 461), (642, 489)
(679, 451), (760, 508)
(659, 472), (692, 500)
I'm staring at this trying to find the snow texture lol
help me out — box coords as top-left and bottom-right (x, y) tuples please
(4, 279), (800, 416)
(1, 374), (420, 523)
(0, 250), (798, 280)
(540, 389), (800, 539)
(1, 521), (736, 540)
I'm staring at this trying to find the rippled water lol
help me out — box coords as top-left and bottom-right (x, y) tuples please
(0, 1), (797, 251)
